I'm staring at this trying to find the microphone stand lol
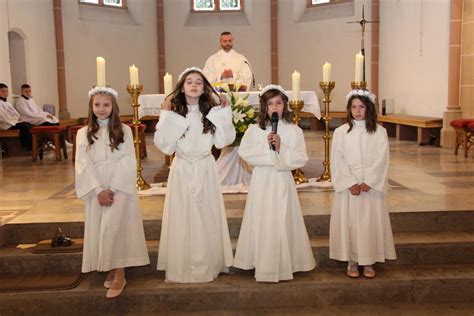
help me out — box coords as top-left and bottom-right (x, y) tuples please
(244, 60), (256, 90)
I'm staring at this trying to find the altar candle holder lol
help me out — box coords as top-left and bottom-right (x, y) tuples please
(318, 81), (336, 182)
(289, 100), (308, 185)
(127, 84), (150, 191)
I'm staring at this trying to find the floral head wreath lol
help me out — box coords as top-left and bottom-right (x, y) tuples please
(88, 86), (118, 100)
(345, 89), (376, 104)
(259, 84), (290, 99)
(178, 66), (204, 82)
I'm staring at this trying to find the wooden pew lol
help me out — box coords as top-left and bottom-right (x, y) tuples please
(378, 114), (443, 145)
(0, 130), (21, 156)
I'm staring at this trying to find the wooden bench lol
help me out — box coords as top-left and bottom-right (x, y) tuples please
(0, 130), (21, 156)
(0, 130), (20, 138)
(378, 114), (443, 145)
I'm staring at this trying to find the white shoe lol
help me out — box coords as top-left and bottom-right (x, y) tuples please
(106, 279), (126, 298)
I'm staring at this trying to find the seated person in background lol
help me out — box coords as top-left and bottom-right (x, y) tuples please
(0, 83), (33, 152)
(14, 84), (59, 126)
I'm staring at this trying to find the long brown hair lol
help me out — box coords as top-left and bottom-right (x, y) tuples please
(345, 94), (378, 134)
(258, 89), (293, 130)
(167, 69), (218, 134)
(86, 92), (124, 151)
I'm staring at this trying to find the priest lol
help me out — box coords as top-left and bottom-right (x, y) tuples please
(203, 31), (253, 90)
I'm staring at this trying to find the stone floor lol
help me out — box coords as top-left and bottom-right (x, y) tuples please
(0, 130), (473, 225)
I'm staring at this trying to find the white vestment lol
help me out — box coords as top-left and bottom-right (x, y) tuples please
(329, 121), (396, 265)
(15, 96), (59, 125)
(234, 123), (316, 282)
(203, 49), (253, 89)
(75, 122), (150, 273)
(0, 100), (21, 130)
(154, 105), (236, 283)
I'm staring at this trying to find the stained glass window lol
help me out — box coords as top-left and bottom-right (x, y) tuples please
(79, 0), (126, 8)
(193, 0), (242, 12)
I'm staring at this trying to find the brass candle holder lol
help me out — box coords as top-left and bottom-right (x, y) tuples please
(350, 81), (367, 90)
(289, 100), (308, 185)
(318, 81), (336, 182)
(127, 84), (150, 191)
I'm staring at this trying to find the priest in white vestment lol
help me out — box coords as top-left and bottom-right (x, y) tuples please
(14, 84), (59, 126)
(329, 91), (396, 278)
(203, 32), (253, 89)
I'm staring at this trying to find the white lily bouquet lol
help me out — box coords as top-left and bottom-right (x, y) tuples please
(220, 82), (256, 146)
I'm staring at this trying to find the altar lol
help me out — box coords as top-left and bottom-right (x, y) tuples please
(138, 91), (321, 187)
(138, 91), (321, 120)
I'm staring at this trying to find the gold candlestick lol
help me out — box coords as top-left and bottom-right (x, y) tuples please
(318, 81), (336, 182)
(350, 81), (367, 90)
(127, 84), (150, 191)
(289, 100), (308, 185)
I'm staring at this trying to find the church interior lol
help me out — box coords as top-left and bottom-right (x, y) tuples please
(1, 0), (474, 314)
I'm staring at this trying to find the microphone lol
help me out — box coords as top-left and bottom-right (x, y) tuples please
(243, 60), (256, 90)
(270, 112), (279, 151)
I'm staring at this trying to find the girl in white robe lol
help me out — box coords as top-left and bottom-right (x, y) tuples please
(329, 89), (396, 279)
(234, 85), (316, 282)
(154, 67), (235, 283)
(75, 87), (150, 298)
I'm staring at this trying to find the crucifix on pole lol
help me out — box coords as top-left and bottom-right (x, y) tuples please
(347, 5), (379, 82)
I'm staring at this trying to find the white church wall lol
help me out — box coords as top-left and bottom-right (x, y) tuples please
(164, 0), (271, 91)
(278, 0), (371, 111)
(0, 0), (12, 91)
(0, 0), (58, 110)
(379, 0), (450, 118)
(62, 0), (158, 118)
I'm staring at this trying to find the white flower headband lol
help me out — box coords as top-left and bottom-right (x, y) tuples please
(259, 84), (290, 99)
(345, 89), (376, 104)
(178, 66), (204, 81)
(88, 86), (118, 99)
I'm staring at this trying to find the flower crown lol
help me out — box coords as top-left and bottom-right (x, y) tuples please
(259, 84), (290, 99)
(178, 66), (204, 81)
(345, 89), (376, 104)
(88, 86), (118, 99)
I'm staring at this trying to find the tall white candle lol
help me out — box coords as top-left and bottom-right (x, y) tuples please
(164, 73), (173, 96)
(292, 71), (301, 101)
(322, 62), (332, 82)
(129, 65), (139, 86)
(355, 52), (364, 82)
(96, 57), (106, 87)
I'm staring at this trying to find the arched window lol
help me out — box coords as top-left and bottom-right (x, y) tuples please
(308, 0), (352, 6)
(79, 0), (127, 9)
(192, 0), (242, 12)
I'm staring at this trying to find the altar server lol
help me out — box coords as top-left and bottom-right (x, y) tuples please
(233, 85), (316, 282)
(75, 86), (150, 298)
(14, 84), (59, 126)
(329, 89), (396, 278)
(154, 67), (235, 283)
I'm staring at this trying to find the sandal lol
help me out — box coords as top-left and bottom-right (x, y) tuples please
(363, 265), (376, 278)
(346, 261), (360, 278)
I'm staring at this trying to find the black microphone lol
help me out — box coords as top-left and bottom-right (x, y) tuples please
(243, 60), (256, 89)
(270, 112), (279, 151)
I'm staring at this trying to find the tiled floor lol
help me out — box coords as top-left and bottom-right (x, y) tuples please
(0, 130), (473, 225)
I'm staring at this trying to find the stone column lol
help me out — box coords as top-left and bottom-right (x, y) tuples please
(157, 0), (165, 93)
(371, 0), (379, 100)
(441, 0), (463, 148)
(460, 0), (474, 117)
(53, 0), (70, 119)
(271, 0), (278, 84)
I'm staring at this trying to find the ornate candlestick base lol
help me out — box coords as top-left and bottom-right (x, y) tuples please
(318, 81), (336, 182)
(127, 84), (150, 191)
(289, 100), (308, 185)
(351, 81), (367, 90)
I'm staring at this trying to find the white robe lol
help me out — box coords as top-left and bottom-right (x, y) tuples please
(234, 122), (316, 282)
(75, 122), (150, 273)
(14, 96), (59, 125)
(203, 49), (253, 89)
(0, 100), (21, 130)
(329, 121), (396, 265)
(154, 105), (236, 283)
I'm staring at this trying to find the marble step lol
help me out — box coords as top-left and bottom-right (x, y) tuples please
(2, 231), (474, 274)
(3, 210), (474, 245)
(1, 264), (474, 315)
